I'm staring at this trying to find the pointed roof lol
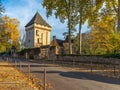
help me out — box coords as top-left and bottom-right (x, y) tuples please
(25, 12), (51, 27)
(50, 36), (64, 47)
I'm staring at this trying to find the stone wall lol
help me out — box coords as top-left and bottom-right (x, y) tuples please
(50, 55), (120, 64)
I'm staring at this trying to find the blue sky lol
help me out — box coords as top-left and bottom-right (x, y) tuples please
(2, 0), (88, 40)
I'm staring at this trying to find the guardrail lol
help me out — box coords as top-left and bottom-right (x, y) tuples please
(40, 57), (120, 79)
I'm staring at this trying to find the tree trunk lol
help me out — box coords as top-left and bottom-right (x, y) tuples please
(68, 22), (71, 54)
(117, 0), (120, 33)
(68, 0), (72, 54)
(78, 8), (82, 55)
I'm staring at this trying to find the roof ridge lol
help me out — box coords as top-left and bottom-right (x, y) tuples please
(25, 12), (51, 28)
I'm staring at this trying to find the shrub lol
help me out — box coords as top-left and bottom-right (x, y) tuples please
(29, 54), (34, 59)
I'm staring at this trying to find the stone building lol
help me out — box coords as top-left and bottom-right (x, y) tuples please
(50, 36), (75, 55)
(25, 12), (51, 48)
(50, 36), (64, 55)
(24, 12), (76, 59)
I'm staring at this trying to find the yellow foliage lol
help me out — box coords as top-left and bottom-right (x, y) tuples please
(90, 15), (119, 54)
(0, 16), (20, 52)
(2, 16), (20, 42)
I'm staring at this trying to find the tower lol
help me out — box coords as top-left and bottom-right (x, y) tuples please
(25, 12), (51, 48)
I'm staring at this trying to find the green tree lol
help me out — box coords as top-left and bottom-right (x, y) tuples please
(74, 32), (91, 54)
(43, 0), (78, 54)
(75, 0), (93, 54)
(89, 0), (118, 33)
(43, 0), (118, 55)
(71, 0), (105, 54)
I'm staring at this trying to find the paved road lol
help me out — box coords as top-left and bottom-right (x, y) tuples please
(10, 60), (120, 90)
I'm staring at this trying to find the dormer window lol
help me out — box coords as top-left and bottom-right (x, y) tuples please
(36, 30), (39, 36)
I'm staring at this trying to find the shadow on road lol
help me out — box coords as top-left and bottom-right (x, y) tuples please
(7, 59), (120, 85)
(60, 72), (120, 85)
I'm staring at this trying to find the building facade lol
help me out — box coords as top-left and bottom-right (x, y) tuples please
(25, 12), (51, 48)
(50, 35), (76, 55)
(24, 12), (76, 59)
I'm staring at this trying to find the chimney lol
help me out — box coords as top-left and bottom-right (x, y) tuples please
(53, 36), (56, 41)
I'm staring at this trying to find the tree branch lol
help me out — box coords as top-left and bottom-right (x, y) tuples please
(112, 0), (117, 13)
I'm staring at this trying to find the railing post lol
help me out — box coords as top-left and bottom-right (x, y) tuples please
(19, 61), (21, 71)
(14, 60), (16, 68)
(28, 64), (30, 80)
(73, 59), (75, 68)
(6, 57), (9, 65)
(119, 61), (120, 77)
(43, 68), (46, 90)
(114, 65), (116, 76)
(91, 59), (93, 73)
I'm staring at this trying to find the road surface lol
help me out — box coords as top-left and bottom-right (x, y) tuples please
(7, 59), (120, 90)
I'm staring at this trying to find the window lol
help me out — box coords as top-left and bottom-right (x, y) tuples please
(37, 38), (41, 44)
(36, 30), (39, 36)
(37, 38), (39, 43)
(46, 32), (48, 44)
(41, 33), (43, 39)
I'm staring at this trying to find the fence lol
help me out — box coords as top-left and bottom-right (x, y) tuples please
(41, 56), (120, 79)
(8, 56), (120, 79)
(1, 56), (120, 89)
(0, 57), (47, 90)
